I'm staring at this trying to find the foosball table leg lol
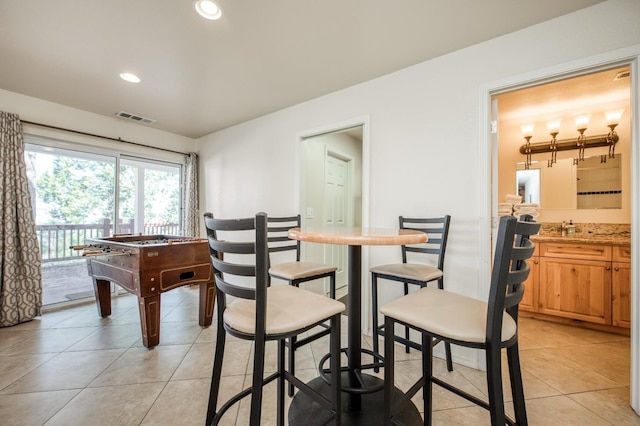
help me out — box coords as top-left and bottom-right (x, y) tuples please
(138, 295), (161, 348)
(93, 278), (112, 317)
(199, 280), (216, 326)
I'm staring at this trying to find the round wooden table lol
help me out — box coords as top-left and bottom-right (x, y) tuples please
(288, 227), (427, 425)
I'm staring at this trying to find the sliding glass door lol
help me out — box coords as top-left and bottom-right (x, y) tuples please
(25, 140), (183, 306)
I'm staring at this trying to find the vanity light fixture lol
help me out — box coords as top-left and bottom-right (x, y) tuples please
(193, 0), (222, 20)
(119, 72), (140, 83)
(547, 119), (561, 167)
(518, 111), (621, 164)
(605, 109), (624, 158)
(574, 114), (590, 161)
(521, 124), (534, 169)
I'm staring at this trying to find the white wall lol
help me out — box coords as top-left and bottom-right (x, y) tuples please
(197, 0), (640, 366)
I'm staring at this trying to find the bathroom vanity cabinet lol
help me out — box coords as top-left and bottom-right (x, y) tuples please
(520, 237), (631, 330)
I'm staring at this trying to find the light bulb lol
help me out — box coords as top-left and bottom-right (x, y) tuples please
(605, 109), (624, 126)
(546, 119), (561, 133)
(574, 114), (590, 130)
(520, 124), (534, 138)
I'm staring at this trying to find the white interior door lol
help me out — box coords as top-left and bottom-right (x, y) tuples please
(324, 151), (350, 291)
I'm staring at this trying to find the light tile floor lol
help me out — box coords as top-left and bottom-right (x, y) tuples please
(0, 286), (638, 425)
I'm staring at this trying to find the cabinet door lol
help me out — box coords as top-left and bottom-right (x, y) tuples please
(539, 257), (611, 324)
(612, 261), (631, 328)
(519, 256), (539, 313)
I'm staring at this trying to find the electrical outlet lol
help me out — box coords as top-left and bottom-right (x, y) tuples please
(306, 207), (314, 219)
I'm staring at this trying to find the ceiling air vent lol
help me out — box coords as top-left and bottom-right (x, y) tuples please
(115, 111), (156, 125)
(613, 70), (630, 81)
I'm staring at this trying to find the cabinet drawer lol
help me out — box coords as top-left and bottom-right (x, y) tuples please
(540, 243), (611, 261)
(613, 246), (631, 262)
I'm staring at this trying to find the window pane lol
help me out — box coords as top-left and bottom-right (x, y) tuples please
(119, 157), (182, 235)
(25, 143), (116, 306)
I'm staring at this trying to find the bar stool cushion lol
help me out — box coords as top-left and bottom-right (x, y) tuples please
(380, 287), (517, 344)
(370, 263), (443, 282)
(269, 261), (337, 281)
(225, 284), (345, 335)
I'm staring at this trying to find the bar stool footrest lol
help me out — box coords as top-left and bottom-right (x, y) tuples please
(318, 348), (385, 394)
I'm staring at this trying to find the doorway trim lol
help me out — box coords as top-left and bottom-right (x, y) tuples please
(295, 115), (371, 328)
(479, 44), (640, 413)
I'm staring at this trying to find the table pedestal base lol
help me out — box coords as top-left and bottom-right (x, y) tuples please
(289, 375), (422, 426)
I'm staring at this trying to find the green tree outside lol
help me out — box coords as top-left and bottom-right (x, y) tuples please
(36, 156), (117, 224)
(35, 155), (179, 226)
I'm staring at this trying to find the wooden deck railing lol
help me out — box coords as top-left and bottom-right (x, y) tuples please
(36, 219), (180, 262)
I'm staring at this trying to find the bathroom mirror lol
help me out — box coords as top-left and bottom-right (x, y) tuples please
(516, 169), (540, 204)
(516, 154), (621, 209)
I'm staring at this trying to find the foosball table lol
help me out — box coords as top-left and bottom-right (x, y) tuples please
(79, 234), (215, 348)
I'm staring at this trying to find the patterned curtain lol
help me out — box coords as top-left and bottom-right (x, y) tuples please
(0, 112), (42, 327)
(182, 152), (199, 237)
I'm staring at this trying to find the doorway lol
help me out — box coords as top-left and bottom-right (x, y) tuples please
(298, 126), (364, 298)
(481, 49), (640, 413)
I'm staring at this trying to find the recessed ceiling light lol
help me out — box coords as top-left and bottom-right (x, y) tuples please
(193, 0), (222, 20)
(119, 72), (141, 83)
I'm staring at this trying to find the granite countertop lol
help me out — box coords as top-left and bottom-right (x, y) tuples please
(531, 222), (631, 246)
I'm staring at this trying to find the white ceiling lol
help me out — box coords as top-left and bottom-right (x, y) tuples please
(0, 0), (604, 139)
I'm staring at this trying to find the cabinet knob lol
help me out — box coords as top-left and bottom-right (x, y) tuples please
(606, 266), (611, 271)
(614, 267), (620, 271)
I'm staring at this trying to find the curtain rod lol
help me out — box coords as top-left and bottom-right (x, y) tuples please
(20, 120), (188, 156)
